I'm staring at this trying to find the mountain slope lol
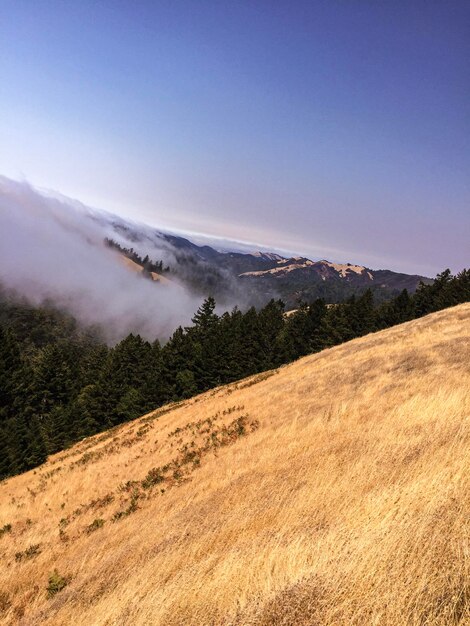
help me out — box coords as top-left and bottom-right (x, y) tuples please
(237, 256), (429, 307)
(97, 207), (431, 307)
(110, 218), (432, 307)
(116, 253), (172, 284)
(1, 304), (469, 625)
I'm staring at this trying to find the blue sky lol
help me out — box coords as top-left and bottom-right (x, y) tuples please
(1, 1), (469, 275)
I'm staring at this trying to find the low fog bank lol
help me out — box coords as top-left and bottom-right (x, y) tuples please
(0, 176), (203, 344)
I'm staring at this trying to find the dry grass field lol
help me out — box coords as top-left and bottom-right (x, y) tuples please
(0, 304), (469, 625)
(118, 254), (171, 284)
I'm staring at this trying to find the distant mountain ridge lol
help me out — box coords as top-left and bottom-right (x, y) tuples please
(101, 213), (432, 308)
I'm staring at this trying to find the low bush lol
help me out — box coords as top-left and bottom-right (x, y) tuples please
(15, 543), (41, 562)
(0, 523), (12, 537)
(85, 518), (105, 534)
(46, 570), (68, 598)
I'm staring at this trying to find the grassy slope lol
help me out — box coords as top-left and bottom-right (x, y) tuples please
(118, 254), (171, 284)
(0, 304), (469, 625)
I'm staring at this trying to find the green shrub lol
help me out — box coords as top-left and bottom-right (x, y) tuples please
(141, 467), (164, 489)
(0, 523), (12, 537)
(15, 543), (41, 561)
(86, 518), (105, 534)
(46, 570), (68, 598)
(0, 591), (11, 612)
(112, 491), (140, 521)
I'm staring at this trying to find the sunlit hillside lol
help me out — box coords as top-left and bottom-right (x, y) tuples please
(0, 304), (469, 625)
(118, 253), (172, 284)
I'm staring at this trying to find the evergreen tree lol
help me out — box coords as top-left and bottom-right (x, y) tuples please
(257, 300), (285, 368)
(73, 384), (103, 437)
(162, 326), (197, 400)
(9, 413), (47, 474)
(217, 308), (246, 382)
(0, 328), (23, 420)
(190, 297), (228, 390)
(139, 340), (170, 410)
(307, 299), (330, 353)
(0, 425), (12, 479)
(191, 297), (218, 334)
(238, 307), (264, 376)
(327, 301), (355, 345)
(102, 334), (155, 425)
(349, 289), (376, 337)
(377, 289), (414, 327)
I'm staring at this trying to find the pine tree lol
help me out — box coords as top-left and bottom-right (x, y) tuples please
(306, 299), (329, 353)
(174, 369), (198, 399)
(9, 413), (47, 474)
(103, 334), (156, 424)
(349, 289), (376, 336)
(191, 297), (218, 334)
(257, 300), (285, 368)
(0, 425), (12, 479)
(217, 308), (245, 382)
(73, 384), (103, 436)
(238, 307), (264, 376)
(0, 328), (22, 419)
(327, 301), (355, 345)
(139, 340), (170, 411)
(377, 289), (414, 327)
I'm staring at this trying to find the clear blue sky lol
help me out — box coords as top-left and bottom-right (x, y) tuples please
(1, 1), (469, 275)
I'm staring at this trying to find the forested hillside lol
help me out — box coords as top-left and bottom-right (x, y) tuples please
(1, 268), (469, 480)
(104, 238), (170, 275)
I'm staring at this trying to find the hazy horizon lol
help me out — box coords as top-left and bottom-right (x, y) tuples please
(2, 174), (444, 277)
(1, 2), (469, 275)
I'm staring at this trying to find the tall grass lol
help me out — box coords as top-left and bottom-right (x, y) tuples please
(0, 304), (468, 625)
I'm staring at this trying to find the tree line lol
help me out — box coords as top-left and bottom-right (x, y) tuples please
(105, 238), (170, 275)
(0, 268), (469, 480)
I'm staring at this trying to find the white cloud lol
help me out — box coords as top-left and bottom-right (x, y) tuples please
(0, 176), (202, 343)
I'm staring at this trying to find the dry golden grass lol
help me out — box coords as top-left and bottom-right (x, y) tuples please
(0, 304), (469, 625)
(117, 254), (171, 284)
